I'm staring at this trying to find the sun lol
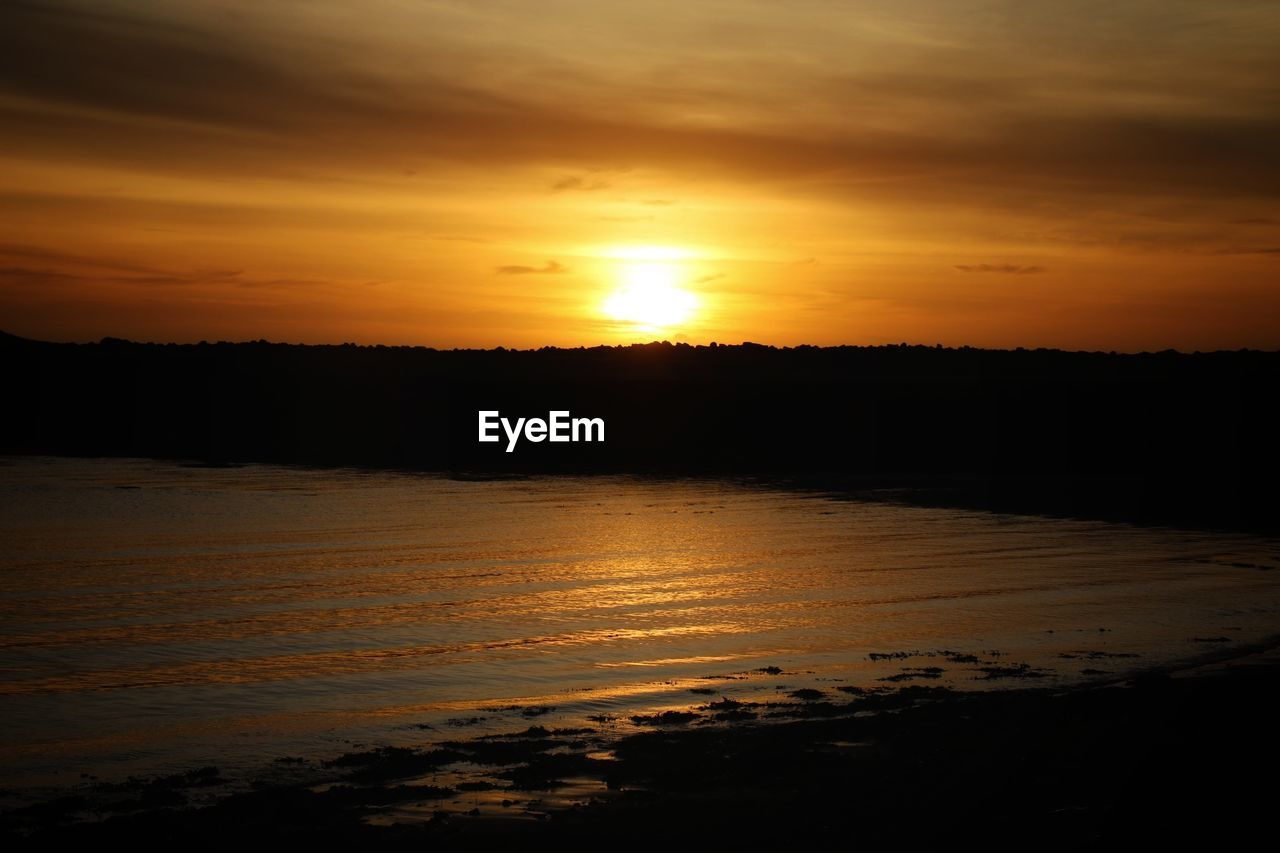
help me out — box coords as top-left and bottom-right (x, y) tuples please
(603, 259), (699, 330)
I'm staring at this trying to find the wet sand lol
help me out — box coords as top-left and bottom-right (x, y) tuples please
(5, 639), (1278, 848)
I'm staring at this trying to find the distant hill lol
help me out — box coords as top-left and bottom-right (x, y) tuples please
(3, 333), (1277, 533)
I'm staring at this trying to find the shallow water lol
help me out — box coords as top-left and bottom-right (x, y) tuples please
(2, 456), (1278, 789)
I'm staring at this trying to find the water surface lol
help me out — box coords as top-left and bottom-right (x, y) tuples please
(2, 457), (1277, 789)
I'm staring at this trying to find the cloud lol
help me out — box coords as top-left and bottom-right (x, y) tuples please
(551, 175), (610, 192)
(3, 1), (1280, 352)
(0, 242), (166, 276)
(0, 244), (246, 286)
(3, 0), (1278, 209)
(954, 264), (1045, 274)
(0, 249), (298, 289)
(0, 265), (81, 282)
(695, 273), (724, 283)
(494, 261), (567, 275)
(1212, 247), (1280, 255)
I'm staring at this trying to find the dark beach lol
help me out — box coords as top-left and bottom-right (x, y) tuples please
(4, 640), (1278, 848)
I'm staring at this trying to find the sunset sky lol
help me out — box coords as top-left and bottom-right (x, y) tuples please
(2, 0), (1278, 350)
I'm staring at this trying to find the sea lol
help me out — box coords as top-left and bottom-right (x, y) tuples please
(2, 456), (1277, 791)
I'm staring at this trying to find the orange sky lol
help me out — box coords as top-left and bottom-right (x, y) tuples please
(2, 1), (1278, 350)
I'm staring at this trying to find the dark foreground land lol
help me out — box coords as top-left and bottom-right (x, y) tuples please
(3, 331), (1278, 533)
(4, 647), (1279, 849)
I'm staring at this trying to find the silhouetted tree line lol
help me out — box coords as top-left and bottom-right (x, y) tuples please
(3, 331), (1276, 532)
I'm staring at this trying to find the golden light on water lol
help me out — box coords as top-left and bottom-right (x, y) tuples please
(601, 246), (700, 332)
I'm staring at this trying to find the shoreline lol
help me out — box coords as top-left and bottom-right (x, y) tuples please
(6, 452), (1279, 538)
(6, 336), (1277, 537)
(6, 637), (1279, 847)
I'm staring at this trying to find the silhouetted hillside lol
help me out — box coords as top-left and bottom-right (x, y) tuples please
(3, 333), (1277, 532)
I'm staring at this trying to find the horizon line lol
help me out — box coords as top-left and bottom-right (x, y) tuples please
(2, 330), (1277, 357)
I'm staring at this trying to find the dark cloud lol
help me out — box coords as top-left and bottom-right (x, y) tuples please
(3, 1), (1279, 208)
(0, 242), (166, 275)
(0, 266), (80, 282)
(0, 1), (337, 130)
(495, 261), (567, 275)
(552, 175), (610, 191)
(1212, 246), (1280, 255)
(1229, 218), (1277, 225)
(0, 244), (246, 286)
(0, 245), (302, 289)
(954, 264), (1046, 274)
